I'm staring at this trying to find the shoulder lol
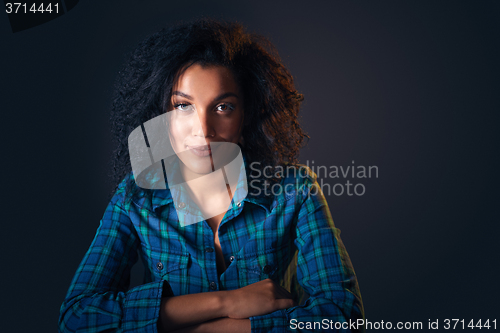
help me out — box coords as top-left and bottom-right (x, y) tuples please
(112, 172), (152, 208)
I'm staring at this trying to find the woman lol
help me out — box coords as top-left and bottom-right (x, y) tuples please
(59, 19), (364, 332)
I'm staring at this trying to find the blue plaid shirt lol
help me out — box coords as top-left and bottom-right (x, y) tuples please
(59, 158), (364, 332)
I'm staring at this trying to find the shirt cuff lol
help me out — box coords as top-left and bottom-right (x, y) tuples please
(250, 309), (289, 333)
(121, 280), (172, 332)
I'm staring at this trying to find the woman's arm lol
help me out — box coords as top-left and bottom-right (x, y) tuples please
(58, 188), (164, 332)
(158, 279), (296, 332)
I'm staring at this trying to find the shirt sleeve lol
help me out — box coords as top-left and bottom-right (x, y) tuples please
(58, 186), (172, 333)
(249, 175), (365, 332)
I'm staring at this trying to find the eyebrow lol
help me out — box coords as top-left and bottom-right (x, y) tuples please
(171, 91), (239, 101)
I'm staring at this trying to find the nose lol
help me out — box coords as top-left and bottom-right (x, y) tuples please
(192, 107), (215, 138)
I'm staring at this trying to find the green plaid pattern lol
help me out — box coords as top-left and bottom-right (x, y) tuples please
(59, 158), (364, 332)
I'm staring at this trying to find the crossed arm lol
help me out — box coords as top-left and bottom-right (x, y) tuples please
(159, 279), (295, 333)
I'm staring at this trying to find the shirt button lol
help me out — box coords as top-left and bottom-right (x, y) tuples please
(177, 202), (186, 209)
(209, 281), (217, 290)
(205, 247), (214, 253)
(156, 262), (164, 270)
(236, 201), (242, 207)
(263, 265), (272, 274)
(229, 256), (235, 262)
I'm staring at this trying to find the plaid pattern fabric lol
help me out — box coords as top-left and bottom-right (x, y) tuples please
(59, 157), (364, 332)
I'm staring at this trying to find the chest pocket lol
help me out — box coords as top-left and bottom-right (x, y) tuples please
(148, 247), (190, 296)
(236, 247), (281, 287)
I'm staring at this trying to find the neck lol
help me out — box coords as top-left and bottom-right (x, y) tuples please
(179, 164), (236, 217)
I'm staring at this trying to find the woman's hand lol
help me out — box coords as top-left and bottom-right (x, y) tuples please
(222, 278), (297, 319)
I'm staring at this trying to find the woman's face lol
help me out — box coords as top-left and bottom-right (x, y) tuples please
(168, 64), (244, 178)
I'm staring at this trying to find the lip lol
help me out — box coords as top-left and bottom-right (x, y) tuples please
(186, 144), (212, 157)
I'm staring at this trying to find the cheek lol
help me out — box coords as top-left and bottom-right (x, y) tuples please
(218, 114), (244, 140)
(169, 119), (190, 146)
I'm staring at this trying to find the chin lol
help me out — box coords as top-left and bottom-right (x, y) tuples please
(179, 155), (214, 176)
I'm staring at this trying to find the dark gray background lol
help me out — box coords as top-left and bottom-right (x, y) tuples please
(2, 1), (499, 332)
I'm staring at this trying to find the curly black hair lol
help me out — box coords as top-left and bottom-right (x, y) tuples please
(110, 19), (308, 193)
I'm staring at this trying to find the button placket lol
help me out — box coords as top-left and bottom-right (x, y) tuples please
(203, 221), (220, 289)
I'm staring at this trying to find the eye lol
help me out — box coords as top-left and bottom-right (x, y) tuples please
(216, 103), (235, 112)
(174, 103), (194, 112)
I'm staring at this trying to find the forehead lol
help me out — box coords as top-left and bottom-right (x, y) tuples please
(172, 64), (240, 98)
